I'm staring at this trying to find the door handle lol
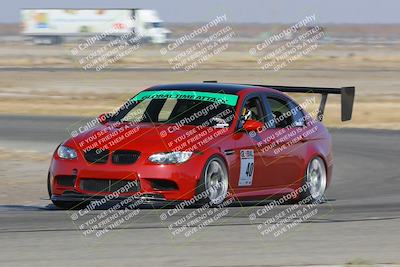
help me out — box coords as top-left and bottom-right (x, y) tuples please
(300, 134), (309, 143)
(300, 138), (308, 143)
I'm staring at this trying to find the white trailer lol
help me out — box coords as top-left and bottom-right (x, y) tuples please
(21, 9), (170, 44)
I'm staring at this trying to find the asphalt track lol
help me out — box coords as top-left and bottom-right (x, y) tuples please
(0, 115), (399, 266)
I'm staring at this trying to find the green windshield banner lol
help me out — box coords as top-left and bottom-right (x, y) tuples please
(132, 90), (238, 106)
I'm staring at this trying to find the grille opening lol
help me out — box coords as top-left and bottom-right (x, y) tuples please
(56, 175), (76, 187)
(84, 149), (109, 164)
(80, 179), (140, 193)
(150, 179), (179, 191)
(112, 150), (140, 164)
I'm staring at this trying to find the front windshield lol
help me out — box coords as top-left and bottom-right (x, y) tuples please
(114, 90), (238, 127)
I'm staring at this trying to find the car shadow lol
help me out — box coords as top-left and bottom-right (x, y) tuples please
(0, 198), (335, 211)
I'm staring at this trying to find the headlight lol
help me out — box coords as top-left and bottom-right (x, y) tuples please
(148, 152), (192, 164)
(57, 145), (77, 159)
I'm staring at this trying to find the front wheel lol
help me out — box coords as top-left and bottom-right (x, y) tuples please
(299, 157), (327, 203)
(196, 156), (229, 206)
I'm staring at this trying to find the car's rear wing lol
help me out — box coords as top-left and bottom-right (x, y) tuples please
(203, 81), (355, 122)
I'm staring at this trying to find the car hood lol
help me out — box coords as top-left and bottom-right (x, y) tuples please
(64, 122), (229, 153)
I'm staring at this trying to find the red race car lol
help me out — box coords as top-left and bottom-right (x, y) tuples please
(48, 82), (355, 209)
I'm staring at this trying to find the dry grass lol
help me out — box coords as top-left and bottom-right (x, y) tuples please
(0, 43), (399, 129)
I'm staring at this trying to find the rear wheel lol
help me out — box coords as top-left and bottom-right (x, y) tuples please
(299, 157), (327, 203)
(197, 156), (229, 206)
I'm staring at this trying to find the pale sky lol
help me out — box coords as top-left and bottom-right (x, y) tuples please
(2, 0), (400, 24)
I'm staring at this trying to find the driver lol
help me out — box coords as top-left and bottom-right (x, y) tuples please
(242, 99), (260, 121)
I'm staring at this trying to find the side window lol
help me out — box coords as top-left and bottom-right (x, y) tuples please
(266, 97), (294, 128)
(241, 96), (266, 123)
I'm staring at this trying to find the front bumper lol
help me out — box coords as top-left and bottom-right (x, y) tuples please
(49, 153), (206, 202)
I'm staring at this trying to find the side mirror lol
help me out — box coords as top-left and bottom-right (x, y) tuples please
(243, 119), (264, 132)
(98, 113), (111, 125)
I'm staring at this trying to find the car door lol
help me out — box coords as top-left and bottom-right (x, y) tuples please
(258, 94), (308, 188)
(231, 94), (273, 192)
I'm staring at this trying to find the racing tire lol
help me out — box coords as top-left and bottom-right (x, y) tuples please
(298, 157), (327, 204)
(196, 156), (229, 207)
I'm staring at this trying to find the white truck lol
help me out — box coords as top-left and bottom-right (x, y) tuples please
(21, 9), (170, 44)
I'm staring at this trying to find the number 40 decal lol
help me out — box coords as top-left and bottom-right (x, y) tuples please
(238, 149), (255, 186)
(246, 162), (254, 178)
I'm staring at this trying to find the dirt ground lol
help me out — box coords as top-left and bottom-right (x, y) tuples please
(0, 41), (399, 130)
(0, 68), (399, 129)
